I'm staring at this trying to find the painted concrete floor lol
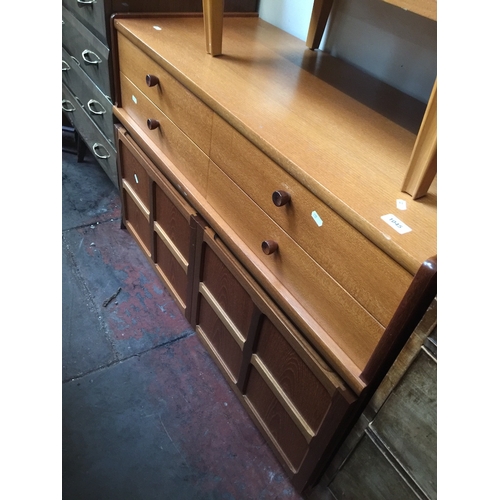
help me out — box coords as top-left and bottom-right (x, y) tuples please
(61, 131), (305, 500)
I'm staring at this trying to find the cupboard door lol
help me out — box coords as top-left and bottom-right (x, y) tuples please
(116, 125), (197, 318)
(191, 221), (357, 491)
(152, 179), (196, 318)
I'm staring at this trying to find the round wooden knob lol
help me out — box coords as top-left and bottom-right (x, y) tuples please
(147, 118), (160, 130)
(146, 74), (159, 87)
(272, 190), (291, 207)
(261, 240), (278, 255)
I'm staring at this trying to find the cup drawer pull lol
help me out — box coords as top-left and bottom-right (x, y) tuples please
(81, 50), (102, 65)
(87, 99), (106, 115)
(76, 0), (96, 5)
(62, 99), (75, 112)
(92, 143), (111, 159)
(62, 60), (70, 71)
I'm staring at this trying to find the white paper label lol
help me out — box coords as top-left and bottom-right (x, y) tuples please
(396, 199), (407, 210)
(381, 214), (412, 234)
(132, 95), (137, 104)
(311, 211), (323, 227)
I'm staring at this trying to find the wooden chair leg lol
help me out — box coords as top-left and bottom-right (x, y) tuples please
(306, 0), (335, 50)
(202, 0), (224, 56)
(401, 80), (437, 199)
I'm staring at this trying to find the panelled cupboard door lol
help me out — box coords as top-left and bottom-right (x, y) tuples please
(191, 222), (357, 490)
(115, 125), (197, 318)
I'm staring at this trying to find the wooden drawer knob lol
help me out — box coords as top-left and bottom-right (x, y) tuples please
(261, 240), (278, 255)
(146, 74), (159, 87)
(272, 190), (291, 207)
(147, 118), (160, 130)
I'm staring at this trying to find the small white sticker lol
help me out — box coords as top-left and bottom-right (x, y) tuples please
(311, 211), (323, 227)
(134, 174), (139, 184)
(153, 25), (162, 30)
(132, 95), (137, 104)
(381, 214), (412, 234)
(396, 199), (407, 210)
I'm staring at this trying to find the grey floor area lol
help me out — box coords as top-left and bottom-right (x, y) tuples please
(62, 131), (304, 500)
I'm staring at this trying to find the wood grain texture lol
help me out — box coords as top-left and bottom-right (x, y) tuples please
(117, 32), (214, 155)
(211, 114), (413, 327)
(255, 316), (332, 433)
(113, 15), (436, 275)
(206, 161), (384, 372)
(118, 74), (210, 196)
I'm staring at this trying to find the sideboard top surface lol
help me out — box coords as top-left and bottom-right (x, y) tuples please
(114, 15), (437, 275)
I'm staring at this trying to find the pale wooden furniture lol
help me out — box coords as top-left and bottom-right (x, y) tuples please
(203, 0), (224, 55)
(110, 13), (437, 492)
(61, 0), (258, 186)
(401, 79), (437, 198)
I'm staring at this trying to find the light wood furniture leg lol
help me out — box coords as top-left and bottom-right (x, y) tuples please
(306, 0), (335, 50)
(401, 80), (437, 199)
(203, 0), (224, 56)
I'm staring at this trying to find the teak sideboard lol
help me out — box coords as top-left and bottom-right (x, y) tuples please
(110, 13), (437, 492)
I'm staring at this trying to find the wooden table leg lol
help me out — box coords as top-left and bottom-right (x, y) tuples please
(306, 0), (335, 50)
(203, 0), (224, 56)
(401, 80), (437, 199)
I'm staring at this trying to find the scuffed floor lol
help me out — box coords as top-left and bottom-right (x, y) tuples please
(62, 131), (304, 500)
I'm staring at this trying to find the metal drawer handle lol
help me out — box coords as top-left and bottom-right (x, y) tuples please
(77, 0), (96, 4)
(62, 60), (70, 71)
(82, 49), (102, 65)
(71, 55), (81, 66)
(92, 143), (110, 159)
(62, 99), (76, 112)
(87, 99), (106, 115)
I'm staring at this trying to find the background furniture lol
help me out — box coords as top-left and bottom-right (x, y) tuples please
(61, 0), (258, 187)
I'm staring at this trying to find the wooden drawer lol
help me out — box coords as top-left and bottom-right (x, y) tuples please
(62, 6), (111, 96)
(119, 74), (210, 197)
(116, 32), (214, 156)
(206, 161), (384, 371)
(191, 224), (356, 488)
(211, 115), (413, 327)
(62, 47), (114, 144)
(62, 83), (117, 187)
(116, 125), (198, 318)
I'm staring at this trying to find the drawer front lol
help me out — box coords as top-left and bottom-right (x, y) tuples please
(62, 6), (111, 96)
(211, 115), (413, 327)
(62, 0), (108, 44)
(119, 74), (210, 197)
(206, 161), (384, 370)
(117, 33), (214, 156)
(62, 83), (118, 187)
(62, 47), (114, 144)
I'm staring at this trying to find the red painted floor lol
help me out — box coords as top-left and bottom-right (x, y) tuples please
(62, 131), (305, 500)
